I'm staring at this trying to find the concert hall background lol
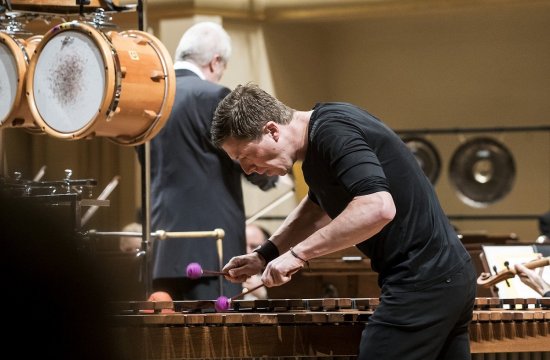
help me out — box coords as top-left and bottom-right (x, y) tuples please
(1, 0), (549, 297)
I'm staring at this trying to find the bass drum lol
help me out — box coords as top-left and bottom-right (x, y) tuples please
(26, 22), (175, 145)
(0, 33), (43, 132)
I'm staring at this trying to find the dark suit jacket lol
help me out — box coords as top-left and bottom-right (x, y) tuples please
(149, 69), (243, 294)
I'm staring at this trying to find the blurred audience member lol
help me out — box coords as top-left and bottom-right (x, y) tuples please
(246, 223), (271, 253)
(119, 209), (143, 253)
(536, 210), (550, 244)
(119, 222), (143, 253)
(145, 291), (175, 314)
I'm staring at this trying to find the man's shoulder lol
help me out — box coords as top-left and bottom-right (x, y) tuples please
(177, 76), (229, 95)
(202, 80), (230, 95)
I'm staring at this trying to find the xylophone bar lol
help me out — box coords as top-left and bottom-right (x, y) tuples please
(470, 298), (550, 355)
(472, 353), (550, 360)
(110, 297), (381, 314)
(110, 297), (550, 359)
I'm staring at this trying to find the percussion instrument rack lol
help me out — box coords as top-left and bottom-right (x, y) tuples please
(0, 0), (159, 299)
(1, 1), (137, 16)
(0, 170), (112, 252)
(109, 296), (550, 359)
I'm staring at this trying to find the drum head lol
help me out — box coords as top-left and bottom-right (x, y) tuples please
(449, 137), (515, 208)
(31, 29), (106, 133)
(403, 137), (441, 184)
(0, 39), (20, 123)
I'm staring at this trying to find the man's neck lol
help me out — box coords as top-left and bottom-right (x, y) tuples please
(292, 110), (313, 161)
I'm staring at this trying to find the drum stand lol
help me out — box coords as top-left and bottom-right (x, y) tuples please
(135, 0), (152, 300)
(0, 129), (5, 176)
(139, 141), (153, 298)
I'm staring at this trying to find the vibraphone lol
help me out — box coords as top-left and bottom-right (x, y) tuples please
(110, 297), (550, 359)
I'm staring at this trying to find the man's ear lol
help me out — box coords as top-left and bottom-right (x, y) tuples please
(207, 57), (216, 73)
(206, 54), (220, 73)
(264, 121), (280, 141)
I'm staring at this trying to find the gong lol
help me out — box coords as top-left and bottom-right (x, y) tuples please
(403, 137), (441, 184)
(449, 137), (515, 208)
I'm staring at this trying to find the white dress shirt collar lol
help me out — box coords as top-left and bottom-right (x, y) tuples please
(174, 60), (205, 80)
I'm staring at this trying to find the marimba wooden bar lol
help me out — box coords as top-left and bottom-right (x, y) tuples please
(110, 297), (550, 359)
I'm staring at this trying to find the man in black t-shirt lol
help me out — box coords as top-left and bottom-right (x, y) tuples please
(211, 83), (476, 360)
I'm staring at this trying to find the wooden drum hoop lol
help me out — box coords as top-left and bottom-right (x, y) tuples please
(0, 32), (43, 131)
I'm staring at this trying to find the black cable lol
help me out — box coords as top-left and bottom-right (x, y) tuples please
(76, 0), (87, 17)
(137, 0), (143, 31)
(100, 0), (133, 12)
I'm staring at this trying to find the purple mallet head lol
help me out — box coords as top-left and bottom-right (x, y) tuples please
(186, 262), (203, 279)
(215, 296), (230, 312)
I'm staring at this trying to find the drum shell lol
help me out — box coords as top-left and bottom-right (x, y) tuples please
(0, 33), (42, 131)
(26, 22), (175, 145)
(102, 30), (175, 145)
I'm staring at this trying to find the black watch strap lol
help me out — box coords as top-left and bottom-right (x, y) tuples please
(253, 240), (279, 264)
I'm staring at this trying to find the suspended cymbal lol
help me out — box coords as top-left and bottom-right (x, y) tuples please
(449, 137), (515, 208)
(403, 137), (441, 184)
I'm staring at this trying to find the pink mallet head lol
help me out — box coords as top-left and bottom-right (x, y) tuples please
(186, 262), (203, 279)
(215, 296), (230, 312)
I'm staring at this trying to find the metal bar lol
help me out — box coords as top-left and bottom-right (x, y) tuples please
(395, 125), (550, 136)
(87, 228), (225, 240)
(32, 165), (46, 182)
(80, 175), (120, 226)
(136, 0), (151, 301)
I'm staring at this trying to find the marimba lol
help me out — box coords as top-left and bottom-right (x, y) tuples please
(110, 297), (550, 359)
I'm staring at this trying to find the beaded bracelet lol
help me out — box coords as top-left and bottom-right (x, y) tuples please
(289, 247), (310, 270)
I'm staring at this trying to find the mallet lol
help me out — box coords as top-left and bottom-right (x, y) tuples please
(186, 262), (226, 279)
(214, 283), (265, 312)
(214, 265), (303, 312)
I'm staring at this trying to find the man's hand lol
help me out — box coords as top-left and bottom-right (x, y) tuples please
(261, 251), (304, 287)
(222, 252), (265, 283)
(514, 262), (550, 296)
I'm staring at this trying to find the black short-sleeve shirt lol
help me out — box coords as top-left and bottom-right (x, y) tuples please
(303, 103), (470, 290)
